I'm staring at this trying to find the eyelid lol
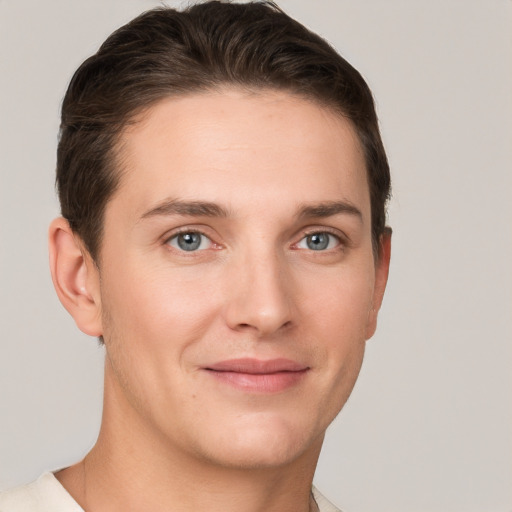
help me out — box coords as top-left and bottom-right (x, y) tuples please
(163, 226), (222, 251)
(297, 232), (338, 250)
(160, 225), (349, 252)
(168, 232), (211, 251)
(162, 225), (213, 241)
(294, 226), (348, 246)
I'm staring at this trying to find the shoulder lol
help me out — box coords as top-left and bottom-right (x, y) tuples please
(312, 486), (344, 512)
(0, 473), (83, 512)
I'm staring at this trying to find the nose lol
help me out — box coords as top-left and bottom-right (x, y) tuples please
(223, 250), (294, 337)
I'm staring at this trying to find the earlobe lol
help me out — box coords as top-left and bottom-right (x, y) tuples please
(365, 228), (392, 340)
(48, 217), (103, 337)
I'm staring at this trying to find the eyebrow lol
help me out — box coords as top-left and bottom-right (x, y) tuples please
(140, 198), (362, 222)
(297, 201), (363, 221)
(140, 199), (230, 220)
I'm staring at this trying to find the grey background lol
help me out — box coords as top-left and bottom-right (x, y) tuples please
(1, 1), (511, 511)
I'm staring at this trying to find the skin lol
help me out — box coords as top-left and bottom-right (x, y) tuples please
(49, 88), (391, 512)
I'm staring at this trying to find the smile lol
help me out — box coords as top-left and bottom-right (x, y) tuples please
(203, 358), (310, 393)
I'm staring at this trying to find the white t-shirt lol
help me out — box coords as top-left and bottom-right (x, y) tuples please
(0, 472), (342, 512)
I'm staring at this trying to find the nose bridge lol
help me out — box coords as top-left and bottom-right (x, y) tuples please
(224, 240), (293, 336)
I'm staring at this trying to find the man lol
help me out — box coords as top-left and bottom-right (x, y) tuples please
(0, 1), (391, 511)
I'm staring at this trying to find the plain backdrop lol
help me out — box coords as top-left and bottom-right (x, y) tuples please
(1, 1), (511, 511)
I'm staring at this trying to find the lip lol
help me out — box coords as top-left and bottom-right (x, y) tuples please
(203, 358), (309, 393)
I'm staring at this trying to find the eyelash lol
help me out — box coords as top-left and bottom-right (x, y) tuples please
(165, 229), (217, 253)
(295, 229), (344, 252)
(164, 226), (347, 255)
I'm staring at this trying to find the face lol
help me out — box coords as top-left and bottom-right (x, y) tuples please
(90, 89), (389, 469)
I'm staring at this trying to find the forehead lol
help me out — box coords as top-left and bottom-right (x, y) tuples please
(111, 88), (370, 222)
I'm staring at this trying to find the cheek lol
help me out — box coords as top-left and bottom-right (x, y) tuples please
(99, 262), (224, 363)
(302, 263), (374, 404)
(305, 264), (375, 341)
(98, 262), (225, 418)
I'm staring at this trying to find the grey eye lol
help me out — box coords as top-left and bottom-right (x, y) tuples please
(168, 232), (210, 251)
(306, 233), (330, 250)
(297, 232), (339, 251)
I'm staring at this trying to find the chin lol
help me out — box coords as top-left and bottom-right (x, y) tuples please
(192, 414), (324, 470)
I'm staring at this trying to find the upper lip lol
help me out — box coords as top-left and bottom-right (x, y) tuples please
(205, 358), (308, 374)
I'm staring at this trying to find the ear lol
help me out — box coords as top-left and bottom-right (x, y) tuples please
(48, 217), (103, 337)
(365, 228), (392, 340)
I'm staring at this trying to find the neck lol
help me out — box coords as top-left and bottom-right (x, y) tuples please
(56, 363), (323, 512)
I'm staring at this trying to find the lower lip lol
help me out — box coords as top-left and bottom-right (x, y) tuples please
(205, 369), (308, 393)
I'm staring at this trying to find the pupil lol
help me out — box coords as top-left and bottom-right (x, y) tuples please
(178, 232), (201, 251)
(307, 233), (328, 251)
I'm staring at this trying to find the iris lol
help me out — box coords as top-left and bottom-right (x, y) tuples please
(306, 233), (331, 251)
(176, 232), (203, 251)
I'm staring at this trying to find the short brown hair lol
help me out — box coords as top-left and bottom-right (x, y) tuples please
(57, 1), (390, 261)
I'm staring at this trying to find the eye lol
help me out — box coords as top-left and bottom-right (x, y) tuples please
(297, 232), (340, 251)
(167, 231), (213, 252)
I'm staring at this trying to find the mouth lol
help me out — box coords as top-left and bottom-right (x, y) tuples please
(203, 358), (310, 393)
